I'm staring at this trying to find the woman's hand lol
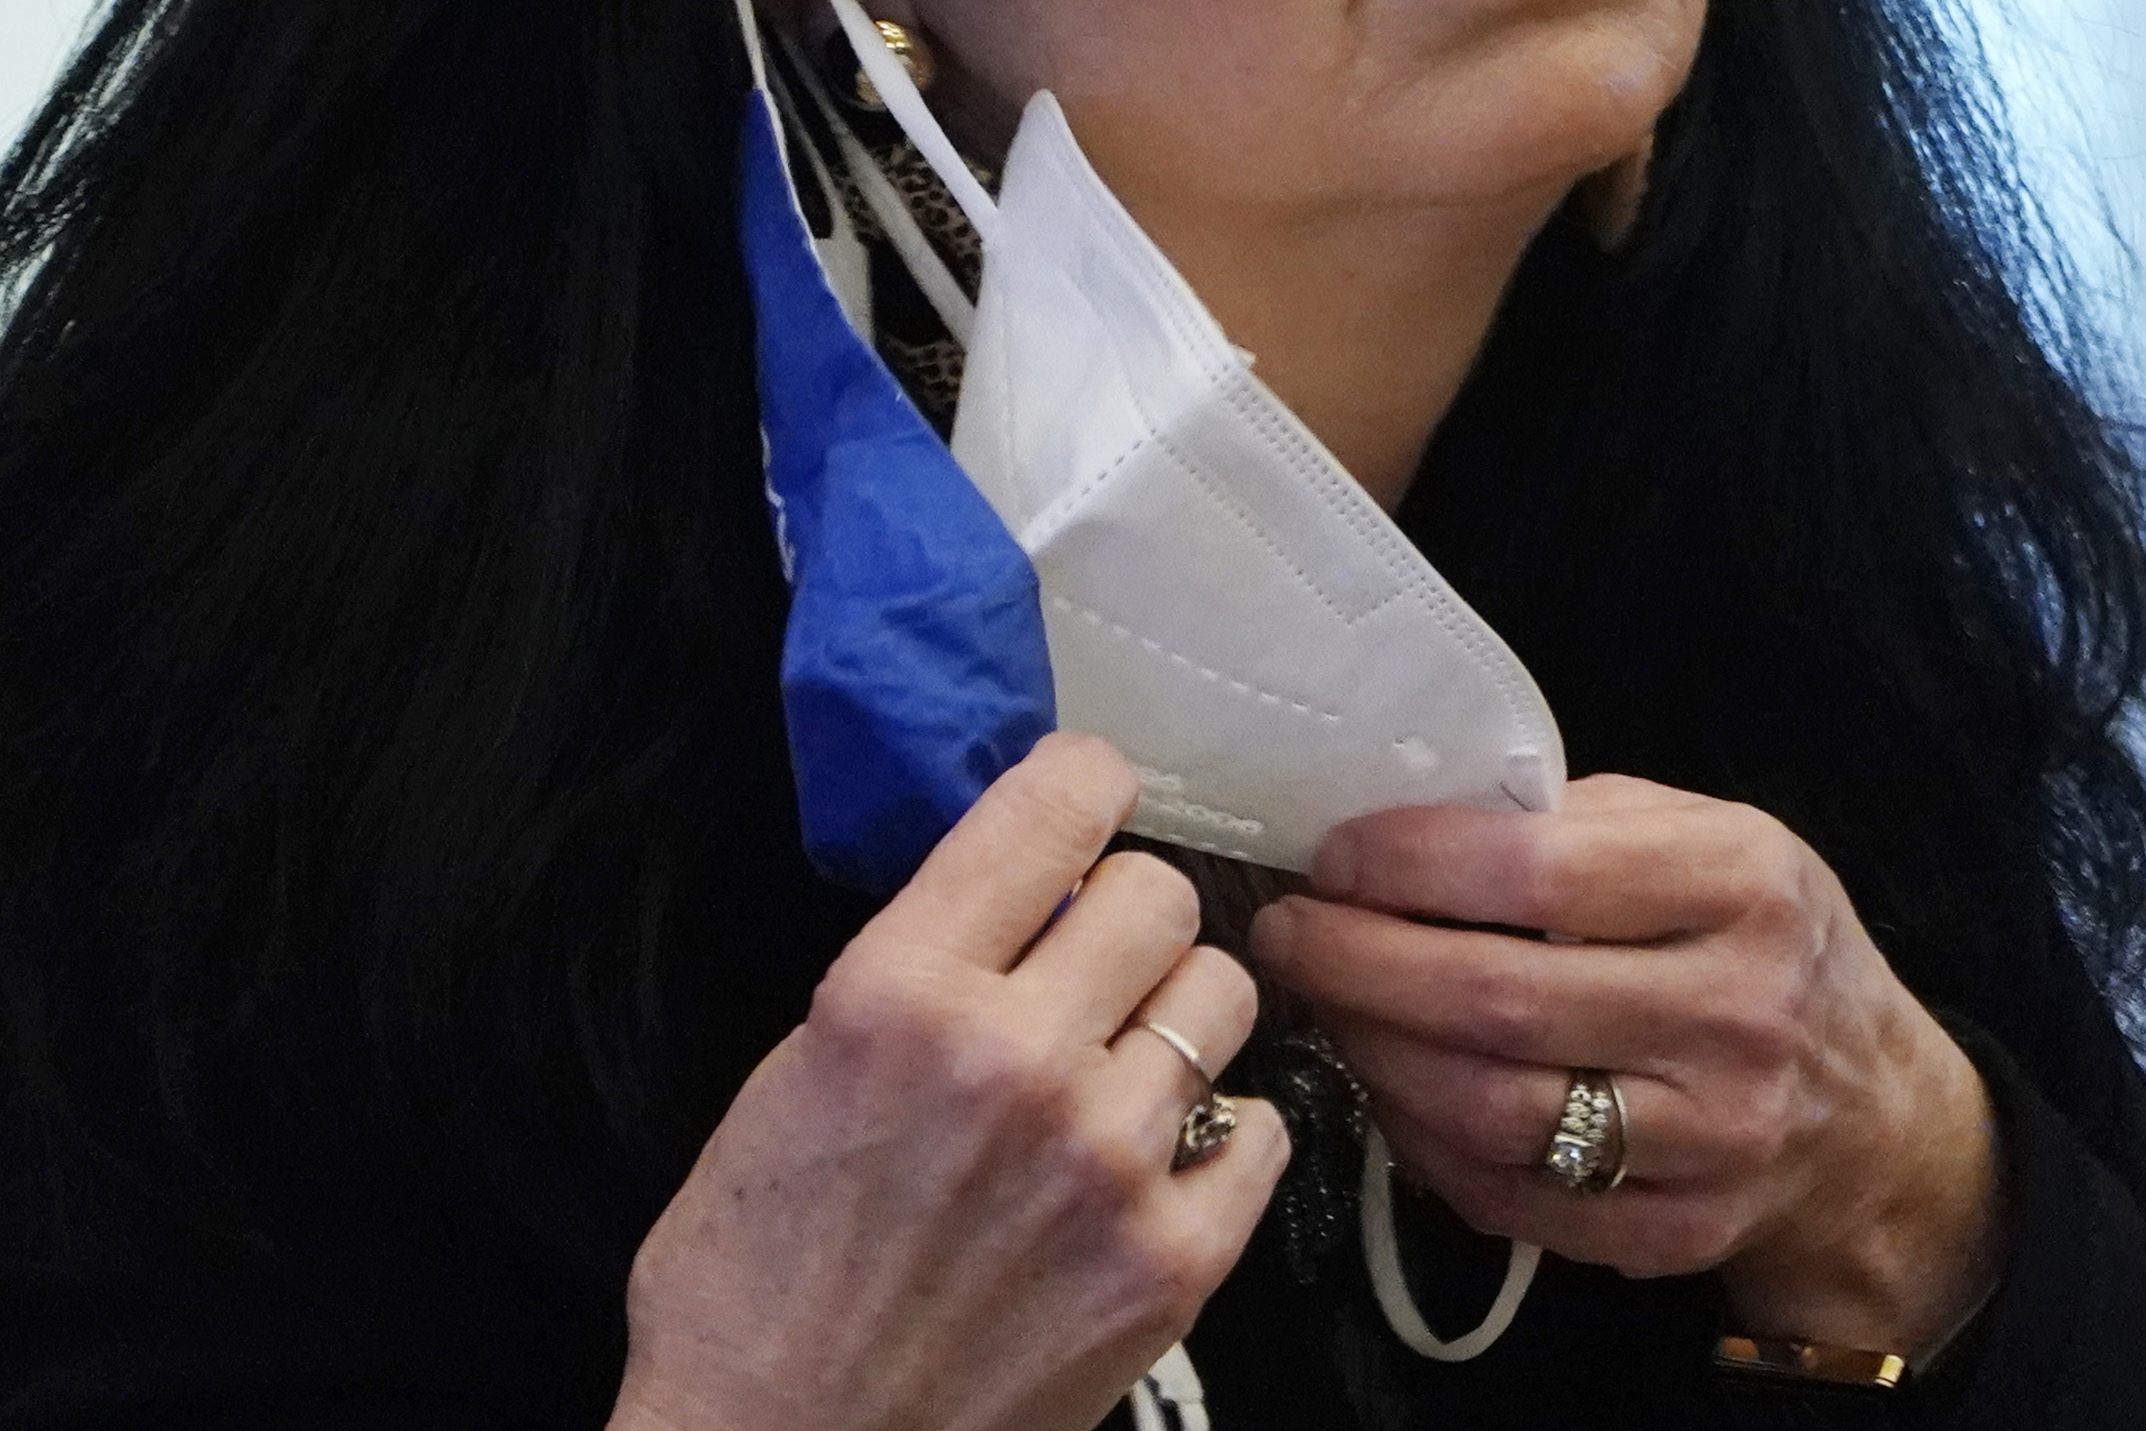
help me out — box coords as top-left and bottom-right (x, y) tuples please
(1249, 775), (2006, 1357)
(610, 733), (1288, 1431)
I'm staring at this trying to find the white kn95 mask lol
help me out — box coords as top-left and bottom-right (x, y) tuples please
(949, 92), (1565, 872)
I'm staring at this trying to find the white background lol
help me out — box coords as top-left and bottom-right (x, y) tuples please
(0, 0), (2140, 391)
(0, 0), (92, 149)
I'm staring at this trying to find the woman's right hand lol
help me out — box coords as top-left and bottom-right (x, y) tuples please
(608, 733), (1288, 1431)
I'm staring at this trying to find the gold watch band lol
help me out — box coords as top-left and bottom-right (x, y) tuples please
(1714, 1335), (1909, 1390)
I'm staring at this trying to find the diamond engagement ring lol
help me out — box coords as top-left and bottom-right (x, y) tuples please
(1173, 1093), (1238, 1171)
(1543, 1069), (1629, 1194)
(1135, 1021), (1238, 1171)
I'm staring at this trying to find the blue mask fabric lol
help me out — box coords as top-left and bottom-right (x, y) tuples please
(736, 87), (1056, 894)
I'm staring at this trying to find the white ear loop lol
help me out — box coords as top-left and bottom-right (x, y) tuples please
(1362, 1125), (1542, 1361)
(826, 0), (1003, 247)
(1128, 1342), (1210, 1431)
(777, 24), (977, 344)
(734, 0), (771, 96)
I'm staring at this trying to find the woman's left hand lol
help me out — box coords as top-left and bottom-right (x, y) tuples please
(1248, 775), (2007, 1357)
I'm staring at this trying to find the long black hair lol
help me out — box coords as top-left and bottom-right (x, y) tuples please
(2, 0), (2141, 1343)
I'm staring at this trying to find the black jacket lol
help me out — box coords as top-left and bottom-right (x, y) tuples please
(7, 857), (2144, 1431)
(1166, 1019), (2146, 1431)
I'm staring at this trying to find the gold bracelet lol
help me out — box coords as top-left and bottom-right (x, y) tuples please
(1713, 1335), (1908, 1390)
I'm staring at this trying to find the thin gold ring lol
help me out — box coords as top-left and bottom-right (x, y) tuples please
(1599, 1077), (1632, 1192)
(1136, 1020), (1211, 1087)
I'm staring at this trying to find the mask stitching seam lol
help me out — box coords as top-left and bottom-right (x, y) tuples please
(1214, 369), (1558, 755)
(1132, 832), (1258, 861)
(1152, 426), (1409, 628)
(1049, 594), (1343, 724)
(1040, 228), (1395, 626)
(1130, 765), (1266, 846)
(1016, 430), (1152, 551)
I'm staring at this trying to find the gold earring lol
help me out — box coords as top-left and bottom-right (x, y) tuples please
(844, 19), (936, 111)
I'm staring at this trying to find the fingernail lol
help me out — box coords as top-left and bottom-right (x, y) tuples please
(1246, 898), (1297, 969)
(1263, 1110), (1295, 1175)
(1311, 828), (1360, 897)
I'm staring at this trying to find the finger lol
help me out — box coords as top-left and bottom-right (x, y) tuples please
(1328, 1021), (1702, 1180)
(1147, 1095), (1291, 1284)
(1092, 945), (1260, 1157)
(856, 732), (1137, 973)
(1252, 896), (1743, 1071)
(1310, 782), (1797, 942)
(1011, 852), (1201, 1043)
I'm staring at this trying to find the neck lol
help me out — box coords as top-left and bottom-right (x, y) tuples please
(802, 11), (1570, 513)
(1120, 190), (1562, 510)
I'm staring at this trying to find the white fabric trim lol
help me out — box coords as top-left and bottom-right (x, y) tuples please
(731, 0), (770, 112)
(1362, 1125), (1540, 1362)
(1128, 1342), (1210, 1431)
(761, 52), (874, 337)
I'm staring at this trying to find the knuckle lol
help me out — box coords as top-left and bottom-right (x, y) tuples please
(1467, 969), (1556, 1063)
(1515, 828), (1614, 928)
(806, 958), (903, 1045)
(1469, 1079), (1552, 1164)
(1706, 1108), (1779, 1176)
(807, 957), (961, 1059)
(1099, 851), (1202, 946)
(1610, 1232), (1687, 1280)
(1198, 948), (1261, 1043)
(1710, 967), (1813, 1067)
(1681, 1207), (1745, 1270)
(1722, 811), (1816, 927)
(1611, 1242), (1684, 1280)
(1064, 1114), (1154, 1202)
(1414, 1163), (1518, 1242)
(1723, 1076), (1796, 1168)
(1587, 772), (1664, 801)
(1444, 1189), (1519, 1243)
(625, 1227), (675, 1309)
(999, 769), (1124, 867)
(1513, 836), (1582, 923)
(1018, 731), (1138, 820)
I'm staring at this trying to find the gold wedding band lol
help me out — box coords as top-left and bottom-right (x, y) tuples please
(1602, 1077), (1632, 1191)
(1543, 1069), (1629, 1194)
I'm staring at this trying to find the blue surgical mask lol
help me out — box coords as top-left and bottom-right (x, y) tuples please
(735, 66), (1054, 895)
